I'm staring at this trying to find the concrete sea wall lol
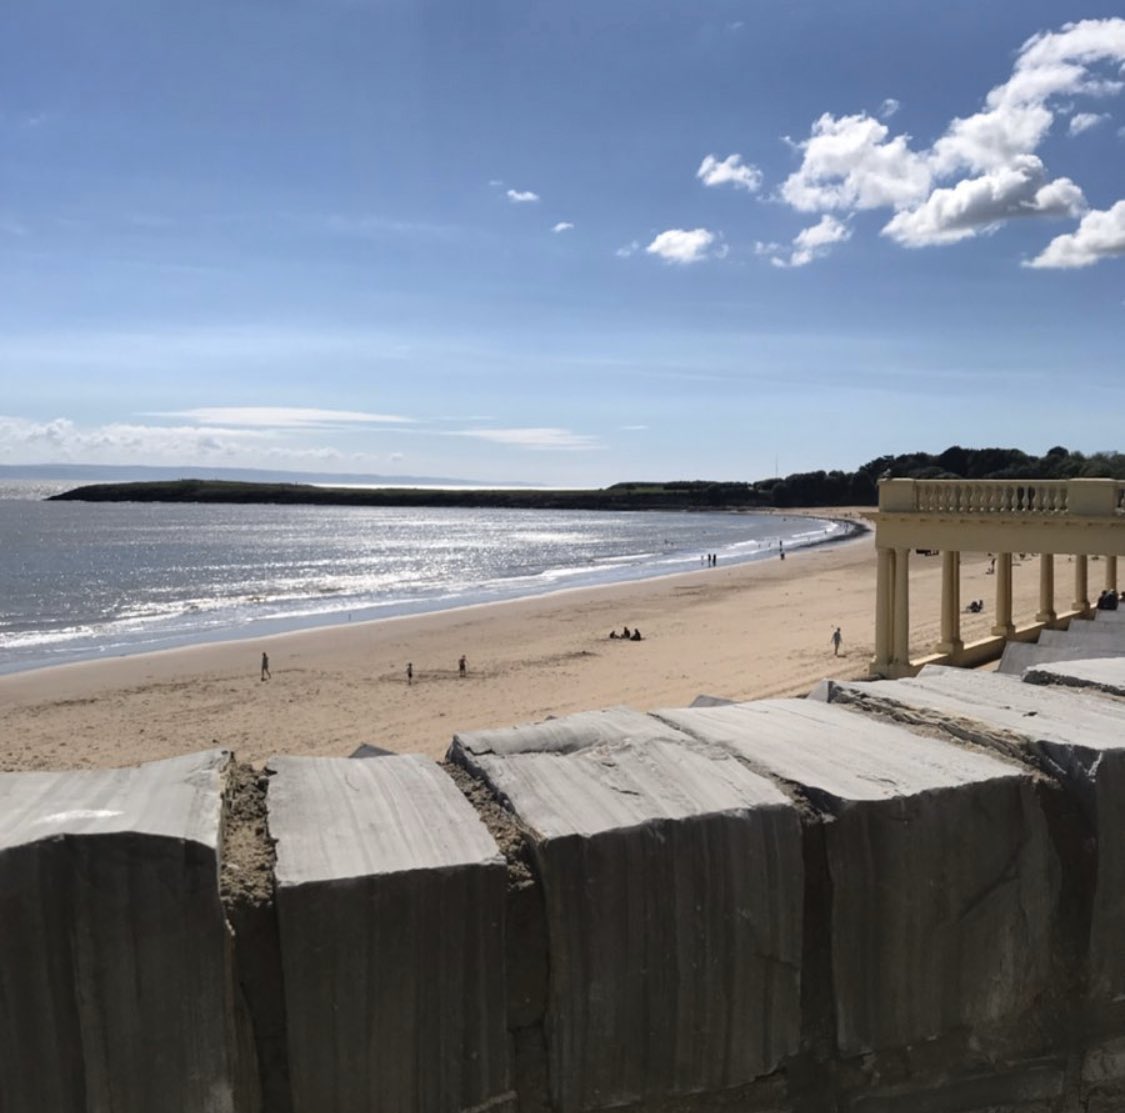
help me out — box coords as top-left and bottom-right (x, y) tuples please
(2, 661), (1125, 1112)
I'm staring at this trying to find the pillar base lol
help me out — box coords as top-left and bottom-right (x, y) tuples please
(936, 640), (963, 656)
(1036, 610), (1057, 625)
(1071, 600), (1090, 614)
(991, 623), (1015, 637)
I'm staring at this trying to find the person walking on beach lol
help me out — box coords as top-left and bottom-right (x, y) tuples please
(406, 662), (413, 685)
(459, 654), (467, 678)
(831, 627), (843, 657)
(260, 652), (271, 681)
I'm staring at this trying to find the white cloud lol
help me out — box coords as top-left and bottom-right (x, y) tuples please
(879, 98), (901, 120)
(148, 407), (414, 427)
(697, 153), (763, 192)
(776, 18), (1125, 260)
(454, 427), (599, 450)
(506, 189), (540, 203)
(1025, 200), (1125, 268)
(552, 221), (575, 233)
(615, 240), (640, 258)
(771, 215), (852, 267)
(1068, 111), (1110, 135)
(780, 113), (933, 212)
(645, 228), (720, 264)
(883, 155), (1085, 246)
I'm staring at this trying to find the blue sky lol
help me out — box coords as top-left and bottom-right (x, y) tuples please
(1, 2), (1122, 485)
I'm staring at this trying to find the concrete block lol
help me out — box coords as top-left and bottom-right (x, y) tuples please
(267, 755), (510, 1113)
(1040, 627), (1125, 648)
(453, 716), (802, 1111)
(657, 699), (1058, 1055)
(0, 750), (237, 1113)
(997, 641), (1122, 676)
(823, 667), (1125, 1013)
(1024, 657), (1125, 698)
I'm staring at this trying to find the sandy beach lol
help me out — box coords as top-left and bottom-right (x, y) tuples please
(0, 514), (1063, 772)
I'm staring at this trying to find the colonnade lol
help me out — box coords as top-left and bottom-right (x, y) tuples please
(873, 547), (1120, 677)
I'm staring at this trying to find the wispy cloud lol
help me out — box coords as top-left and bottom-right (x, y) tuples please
(615, 240), (640, 258)
(552, 221), (575, 233)
(1068, 111), (1109, 136)
(769, 215), (852, 267)
(453, 426), (599, 450)
(506, 189), (540, 203)
(645, 228), (722, 264)
(879, 98), (901, 120)
(697, 153), (763, 192)
(147, 407), (415, 427)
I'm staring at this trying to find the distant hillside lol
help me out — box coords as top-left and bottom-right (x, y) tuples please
(47, 446), (1125, 510)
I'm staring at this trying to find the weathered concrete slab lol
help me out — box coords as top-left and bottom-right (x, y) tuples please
(1041, 626), (1125, 648)
(268, 755), (509, 1113)
(1024, 657), (1125, 698)
(1093, 608), (1125, 624)
(0, 750), (237, 1113)
(821, 667), (1125, 1015)
(656, 699), (1058, 1055)
(453, 718), (802, 1111)
(997, 641), (1123, 675)
(454, 705), (675, 760)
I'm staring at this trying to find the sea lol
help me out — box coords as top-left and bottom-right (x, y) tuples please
(0, 480), (856, 676)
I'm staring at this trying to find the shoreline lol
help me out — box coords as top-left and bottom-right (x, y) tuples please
(0, 509), (865, 679)
(3, 507), (1052, 775)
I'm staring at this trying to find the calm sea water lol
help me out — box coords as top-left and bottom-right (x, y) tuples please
(0, 480), (853, 675)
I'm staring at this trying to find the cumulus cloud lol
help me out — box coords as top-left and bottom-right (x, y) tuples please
(645, 228), (720, 264)
(1068, 111), (1110, 135)
(780, 113), (933, 212)
(453, 427), (598, 450)
(697, 153), (763, 192)
(148, 407), (414, 427)
(775, 18), (1125, 262)
(552, 221), (575, 233)
(1025, 200), (1125, 268)
(879, 98), (901, 119)
(506, 188), (540, 203)
(770, 215), (852, 267)
(883, 155), (1085, 246)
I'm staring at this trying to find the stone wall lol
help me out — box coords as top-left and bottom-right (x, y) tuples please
(2, 661), (1124, 1112)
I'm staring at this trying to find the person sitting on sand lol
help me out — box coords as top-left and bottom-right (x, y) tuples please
(609, 630), (618, 639)
(631, 628), (642, 641)
(622, 626), (631, 639)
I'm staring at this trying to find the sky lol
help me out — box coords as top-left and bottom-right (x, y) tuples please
(1, 1), (1123, 486)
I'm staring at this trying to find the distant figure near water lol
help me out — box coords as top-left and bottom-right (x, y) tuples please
(260, 652), (271, 681)
(406, 662), (414, 685)
(459, 654), (467, 677)
(831, 627), (842, 656)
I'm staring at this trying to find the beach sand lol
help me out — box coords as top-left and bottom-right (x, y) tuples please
(0, 515), (1067, 772)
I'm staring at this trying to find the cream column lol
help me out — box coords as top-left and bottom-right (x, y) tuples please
(939, 550), (962, 654)
(992, 553), (1014, 636)
(1073, 555), (1089, 612)
(874, 547), (894, 673)
(1037, 553), (1056, 623)
(1107, 555), (1119, 593)
(893, 546), (910, 668)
